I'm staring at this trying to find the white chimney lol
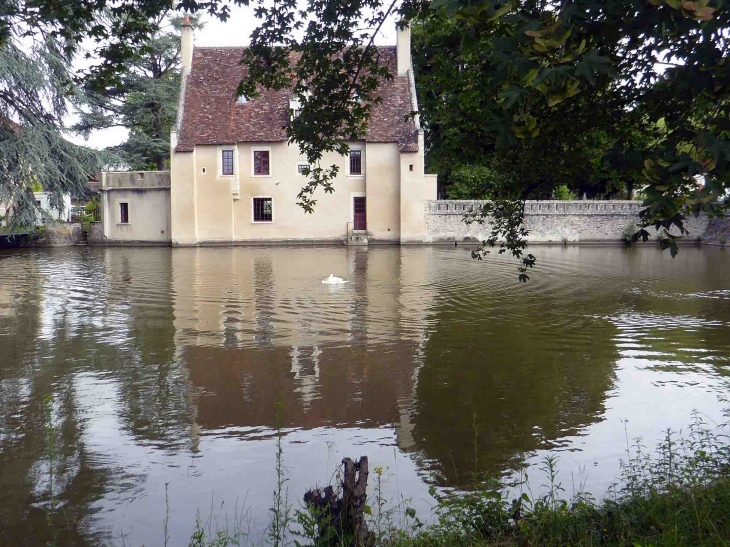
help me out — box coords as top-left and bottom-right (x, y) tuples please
(396, 21), (411, 77)
(181, 17), (193, 75)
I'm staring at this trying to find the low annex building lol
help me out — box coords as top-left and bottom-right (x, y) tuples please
(169, 20), (437, 246)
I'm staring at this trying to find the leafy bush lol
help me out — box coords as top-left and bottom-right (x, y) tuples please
(445, 165), (506, 200)
(551, 184), (577, 201)
(623, 222), (639, 243)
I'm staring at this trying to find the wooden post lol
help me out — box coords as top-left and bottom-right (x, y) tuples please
(304, 456), (373, 547)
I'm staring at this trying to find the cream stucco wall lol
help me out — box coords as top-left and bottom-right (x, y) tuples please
(400, 132), (438, 243)
(172, 140), (419, 245)
(101, 171), (172, 243)
(366, 143), (401, 242)
(171, 131), (438, 245)
(170, 149), (198, 245)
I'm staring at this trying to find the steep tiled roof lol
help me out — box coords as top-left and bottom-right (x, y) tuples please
(176, 46), (418, 153)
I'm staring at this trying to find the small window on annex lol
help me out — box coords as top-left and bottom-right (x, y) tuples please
(253, 197), (273, 222)
(120, 202), (129, 224)
(297, 163), (310, 175)
(221, 149), (234, 175)
(253, 150), (270, 176)
(349, 149), (362, 176)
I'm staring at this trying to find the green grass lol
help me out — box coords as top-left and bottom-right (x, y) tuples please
(166, 410), (730, 547)
(387, 479), (730, 547)
(381, 415), (730, 547)
(289, 412), (730, 547)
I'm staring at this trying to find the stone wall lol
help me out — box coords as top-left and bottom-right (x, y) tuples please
(88, 221), (103, 244)
(703, 216), (730, 246)
(29, 222), (82, 247)
(424, 200), (711, 244)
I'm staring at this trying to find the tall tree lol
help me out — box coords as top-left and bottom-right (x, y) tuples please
(237, 0), (730, 278)
(0, 0), (234, 227)
(75, 14), (205, 171)
(0, 30), (109, 227)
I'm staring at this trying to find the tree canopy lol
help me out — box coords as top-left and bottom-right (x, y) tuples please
(2, 0), (728, 274)
(236, 0), (730, 278)
(0, 0), (223, 226)
(75, 14), (205, 171)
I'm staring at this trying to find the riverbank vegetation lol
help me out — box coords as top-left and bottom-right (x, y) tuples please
(158, 410), (730, 547)
(37, 402), (730, 546)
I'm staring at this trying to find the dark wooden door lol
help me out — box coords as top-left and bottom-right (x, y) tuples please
(353, 197), (366, 231)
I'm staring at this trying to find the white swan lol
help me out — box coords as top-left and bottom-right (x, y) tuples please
(322, 274), (348, 285)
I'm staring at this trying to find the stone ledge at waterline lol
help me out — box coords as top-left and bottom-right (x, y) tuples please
(28, 222), (83, 247)
(423, 200), (723, 245)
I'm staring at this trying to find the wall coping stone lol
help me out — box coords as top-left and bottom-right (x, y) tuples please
(426, 200), (644, 216)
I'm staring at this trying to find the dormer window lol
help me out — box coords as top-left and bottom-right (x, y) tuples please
(290, 97), (301, 119)
(289, 91), (311, 120)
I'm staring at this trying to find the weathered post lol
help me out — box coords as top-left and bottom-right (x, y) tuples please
(342, 457), (370, 545)
(303, 456), (373, 547)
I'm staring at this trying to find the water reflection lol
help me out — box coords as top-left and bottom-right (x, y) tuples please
(0, 245), (728, 546)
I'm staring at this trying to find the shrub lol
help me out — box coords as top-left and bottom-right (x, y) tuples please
(551, 184), (577, 201)
(623, 222), (639, 243)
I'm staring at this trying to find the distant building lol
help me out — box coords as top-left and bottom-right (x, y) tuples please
(33, 192), (72, 225)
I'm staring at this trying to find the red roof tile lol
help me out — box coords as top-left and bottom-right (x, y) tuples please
(176, 46), (418, 153)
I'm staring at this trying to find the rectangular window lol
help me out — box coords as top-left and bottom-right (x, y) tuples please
(120, 202), (129, 224)
(253, 150), (270, 176)
(349, 149), (362, 175)
(222, 149), (234, 175)
(253, 197), (273, 222)
(297, 163), (310, 174)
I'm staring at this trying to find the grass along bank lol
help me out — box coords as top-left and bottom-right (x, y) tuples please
(38, 405), (730, 546)
(289, 412), (730, 547)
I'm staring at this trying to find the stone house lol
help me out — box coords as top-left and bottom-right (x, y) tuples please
(168, 20), (437, 246)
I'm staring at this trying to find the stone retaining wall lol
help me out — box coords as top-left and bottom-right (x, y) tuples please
(88, 221), (103, 244)
(424, 200), (712, 244)
(703, 216), (730, 246)
(29, 222), (82, 247)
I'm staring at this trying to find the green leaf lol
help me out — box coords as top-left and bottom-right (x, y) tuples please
(524, 68), (539, 86)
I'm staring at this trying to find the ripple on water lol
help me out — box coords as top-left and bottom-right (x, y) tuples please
(0, 245), (729, 547)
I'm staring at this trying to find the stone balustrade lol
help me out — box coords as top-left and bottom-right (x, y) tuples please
(424, 200), (711, 244)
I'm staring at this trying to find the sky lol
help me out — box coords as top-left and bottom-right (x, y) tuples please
(67, 3), (401, 151)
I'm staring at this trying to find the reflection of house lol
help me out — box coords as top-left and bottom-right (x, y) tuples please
(168, 20), (437, 246)
(170, 246), (436, 436)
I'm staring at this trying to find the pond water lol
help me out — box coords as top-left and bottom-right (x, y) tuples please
(0, 245), (728, 546)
